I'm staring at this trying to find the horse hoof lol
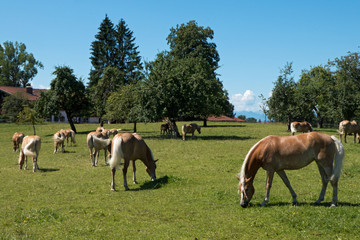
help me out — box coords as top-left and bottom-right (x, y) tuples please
(330, 203), (336, 208)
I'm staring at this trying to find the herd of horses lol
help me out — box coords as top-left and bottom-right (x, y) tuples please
(12, 119), (356, 207)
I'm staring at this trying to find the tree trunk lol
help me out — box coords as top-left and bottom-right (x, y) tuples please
(287, 116), (291, 131)
(133, 121), (137, 133)
(32, 121), (36, 135)
(66, 113), (77, 133)
(203, 119), (208, 127)
(170, 120), (180, 138)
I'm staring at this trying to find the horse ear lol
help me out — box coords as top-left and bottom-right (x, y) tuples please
(154, 159), (159, 163)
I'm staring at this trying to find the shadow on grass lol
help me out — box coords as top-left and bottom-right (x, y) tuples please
(247, 201), (360, 207)
(126, 175), (179, 191)
(144, 135), (253, 141)
(38, 168), (60, 173)
(205, 124), (245, 128)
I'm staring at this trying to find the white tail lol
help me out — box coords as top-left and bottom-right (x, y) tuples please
(109, 136), (123, 169)
(23, 138), (38, 157)
(330, 136), (344, 183)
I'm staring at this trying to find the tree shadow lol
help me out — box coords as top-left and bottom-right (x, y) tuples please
(205, 124), (245, 128)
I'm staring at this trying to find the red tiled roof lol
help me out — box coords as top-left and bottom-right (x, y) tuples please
(207, 115), (245, 122)
(0, 86), (48, 101)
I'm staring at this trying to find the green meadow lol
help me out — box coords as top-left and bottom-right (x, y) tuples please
(1, 122), (359, 239)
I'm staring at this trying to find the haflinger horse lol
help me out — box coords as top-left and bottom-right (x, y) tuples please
(12, 132), (25, 152)
(290, 121), (313, 135)
(19, 135), (41, 172)
(87, 131), (112, 167)
(338, 120), (360, 143)
(109, 133), (157, 191)
(63, 129), (76, 146)
(53, 130), (66, 153)
(237, 132), (344, 208)
(181, 123), (201, 140)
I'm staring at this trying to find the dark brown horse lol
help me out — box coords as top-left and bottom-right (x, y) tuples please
(237, 132), (344, 208)
(109, 133), (157, 191)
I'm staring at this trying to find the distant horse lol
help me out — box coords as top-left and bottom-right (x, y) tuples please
(237, 132), (344, 208)
(290, 121), (313, 135)
(181, 123), (201, 140)
(109, 133), (157, 191)
(63, 129), (76, 146)
(12, 132), (25, 152)
(160, 123), (170, 135)
(87, 131), (112, 167)
(53, 130), (66, 153)
(338, 120), (360, 143)
(19, 135), (41, 172)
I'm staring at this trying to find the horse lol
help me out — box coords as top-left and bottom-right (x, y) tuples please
(109, 128), (121, 137)
(12, 132), (25, 152)
(290, 121), (313, 135)
(87, 131), (112, 167)
(53, 130), (66, 153)
(237, 132), (344, 208)
(160, 123), (170, 135)
(181, 123), (201, 140)
(63, 129), (76, 146)
(19, 135), (41, 172)
(338, 120), (360, 143)
(109, 133), (157, 191)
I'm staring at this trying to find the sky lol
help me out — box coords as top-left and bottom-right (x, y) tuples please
(1, 1), (360, 116)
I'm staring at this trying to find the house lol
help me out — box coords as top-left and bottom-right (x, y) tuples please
(207, 115), (246, 122)
(0, 85), (99, 123)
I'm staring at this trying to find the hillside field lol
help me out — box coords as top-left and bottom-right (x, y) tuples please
(0, 122), (359, 239)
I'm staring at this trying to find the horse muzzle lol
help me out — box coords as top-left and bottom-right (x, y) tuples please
(240, 200), (249, 208)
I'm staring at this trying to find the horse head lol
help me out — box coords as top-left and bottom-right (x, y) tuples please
(197, 126), (201, 134)
(145, 148), (157, 181)
(237, 176), (255, 208)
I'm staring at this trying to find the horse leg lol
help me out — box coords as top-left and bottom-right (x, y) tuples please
(19, 151), (25, 170)
(344, 133), (347, 143)
(261, 170), (274, 206)
(95, 149), (99, 166)
(276, 170), (298, 205)
(111, 168), (116, 191)
(315, 162), (330, 205)
(24, 156), (28, 170)
(132, 160), (138, 184)
(122, 159), (130, 190)
(329, 178), (338, 207)
(32, 156), (37, 172)
(354, 133), (357, 144)
(104, 149), (108, 165)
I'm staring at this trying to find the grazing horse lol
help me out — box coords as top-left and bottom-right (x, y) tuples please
(87, 131), (112, 167)
(109, 128), (121, 137)
(63, 129), (76, 146)
(53, 130), (66, 153)
(109, 133), (157, 191)
(237, 132), (344, 208)
(290, 121), (313, 135)
(19, 135), (41, 172)
(12, 132), (25, 152)
(338, 120), (360, 143)
(182, 123), (201, 140)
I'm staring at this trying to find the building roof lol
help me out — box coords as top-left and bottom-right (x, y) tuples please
(207, 115), (246, 122)
(0, 86), (48, 101)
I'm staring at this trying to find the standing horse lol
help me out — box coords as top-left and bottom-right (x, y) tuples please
(290, 121), (313, 135)
(53, 130), (66, 153)
(12, 132), (25, 152)
(160, 123), (170, 135)
(338, 120), (360, 143)
(109, 133), (157, 191)
(63, 129), (76, 146)
(19, 135), (41, 172)
(182, 123), (201, 140)
(237, 132), (344, 208)
(87, 131), (112, 167)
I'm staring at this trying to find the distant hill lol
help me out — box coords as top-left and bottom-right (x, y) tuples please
(235, 111), (266, 122)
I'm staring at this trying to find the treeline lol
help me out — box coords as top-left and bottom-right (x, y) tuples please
(1, 16), (234, 132)
(266, 53), (360, 129)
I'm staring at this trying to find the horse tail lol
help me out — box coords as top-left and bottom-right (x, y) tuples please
(23, 138), (38, 157)
(70, 130), (76, 143)
(308, 122), (313, 132)
(290, 122), (296, 134)
(181, 124), (186, 135)
(330, 136), (344, 183)
(109, 135), (123, 169)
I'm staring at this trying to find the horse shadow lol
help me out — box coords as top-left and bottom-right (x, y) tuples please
(38, 168), (60, 173)
(250, 201), (360, 207)
(128, 175), (171, 191)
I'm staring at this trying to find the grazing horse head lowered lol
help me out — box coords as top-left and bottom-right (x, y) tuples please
(19, 135), (41, 172)
(182, 123), (201, 140)
(12, 132), (25, 152)
(237, 132), (344, 208)
(109, 133), (157, 191)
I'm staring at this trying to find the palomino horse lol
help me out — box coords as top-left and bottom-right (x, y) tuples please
(338, 120), (360, 143)
(63, 129), (76, 146)
(12, 132), (25, 152)
(19, 135), (41, 172)
(182, 123), (201, 140)
(53, 130), (66, 153)
(237, 132), (344, 208)
(87, 131), (112, 167)
(109, 133), (157, 191)
(290, 121), (313, 135)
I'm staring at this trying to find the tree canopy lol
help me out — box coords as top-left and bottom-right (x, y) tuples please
(0, 41), (43, 87)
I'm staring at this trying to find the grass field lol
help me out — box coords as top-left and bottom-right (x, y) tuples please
(1, 122), (360, 239)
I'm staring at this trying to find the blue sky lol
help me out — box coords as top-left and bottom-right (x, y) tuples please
(1, 1), (360, 114)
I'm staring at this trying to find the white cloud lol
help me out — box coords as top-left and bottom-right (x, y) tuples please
(230, 90), (260, 112)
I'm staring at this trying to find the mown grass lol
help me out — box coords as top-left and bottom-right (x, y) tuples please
(0, 122), (359, 239)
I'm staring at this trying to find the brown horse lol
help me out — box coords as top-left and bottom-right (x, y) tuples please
(19, 135), (41, 172)
(109, 133), (157, 191)
(160, 123), (170, 135)
(181, 123), (201, 140)
(290, 121), (313, 135)
(63, 129), (76, 146)
(53, 130), (66, 153)
(237, 132), (344, 208)
(12, 132), (25, 152)
(338, 120), (360, 143)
